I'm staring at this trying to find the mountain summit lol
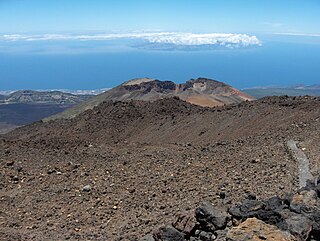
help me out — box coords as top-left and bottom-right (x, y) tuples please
(44, 77), (254, 121)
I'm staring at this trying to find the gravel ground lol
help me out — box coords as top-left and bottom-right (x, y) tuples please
(0, 96), (320, 240)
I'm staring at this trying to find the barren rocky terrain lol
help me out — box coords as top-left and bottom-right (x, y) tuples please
(1, 96), (320, 240)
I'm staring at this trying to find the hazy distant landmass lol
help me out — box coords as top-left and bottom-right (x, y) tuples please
(0, 103), (75, 134)
(0, 90), (94, 133)
(243, 85), (320, 99)
(0, 90), (93, 104)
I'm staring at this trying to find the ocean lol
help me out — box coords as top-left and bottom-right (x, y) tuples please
(0, 34), (319, 90)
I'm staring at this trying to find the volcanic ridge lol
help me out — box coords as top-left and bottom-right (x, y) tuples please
(44, 77), (254, 121)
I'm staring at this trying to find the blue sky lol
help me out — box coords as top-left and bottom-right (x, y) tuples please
(0, 0), (319, 90)
(0, 0), (319, 34)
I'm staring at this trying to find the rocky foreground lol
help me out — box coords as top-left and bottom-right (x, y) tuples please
(1, 96), (320, 240)
(141, 181), (320, 240)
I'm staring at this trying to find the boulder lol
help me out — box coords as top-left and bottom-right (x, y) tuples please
(265, 196), (285, 211)
(195, 202), (229, 232)
(239, 200), (265, 214)
(229, 200), (265, 219)
(285, 214), (312, 241)
(309, 209), (320, 233)
(172, 213), (196, 235)
(290, 190), (317, 214)
(140, 234), (156, 241)
(154, 225), (186, 241)
(226, 218), (296, 241)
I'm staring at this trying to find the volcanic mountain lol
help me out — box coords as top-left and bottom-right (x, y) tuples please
(2, 76), (319, 240)
(45, 77), (254, 121)
(2, 94), (320, 239)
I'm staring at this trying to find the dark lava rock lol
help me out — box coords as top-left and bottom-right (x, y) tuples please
(254, 210), (287, 229)
(309, 210), (320, 233)
(6, 160), (14, 166)
(286, 214), (313, 240)
(239, 200), (265, 214)
(195, 202), (228, 232)
(265, 196), (285, 211)
(246, 193), (256, 200)
(154, 225), (185, 241)
(219, 192), (226, 199)
(229, 200), (265, 219)
(140, 234), (155, 241)
(198, 230), (215, 241)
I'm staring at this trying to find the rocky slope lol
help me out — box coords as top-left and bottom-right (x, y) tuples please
(1, 96), (320, 240)
(44, 77), (254, 121)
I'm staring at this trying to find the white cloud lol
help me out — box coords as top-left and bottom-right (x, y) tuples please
(1, 32), (262, 48)
(145, 33), (261, 47)
(273, 32), (320, 37)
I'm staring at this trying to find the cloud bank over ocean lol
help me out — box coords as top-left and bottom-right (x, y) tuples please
(0, 32), (262, 52)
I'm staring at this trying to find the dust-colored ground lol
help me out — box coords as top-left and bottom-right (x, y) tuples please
(0, 96), (320, 240)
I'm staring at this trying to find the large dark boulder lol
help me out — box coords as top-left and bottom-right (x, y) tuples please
(154, 225), (186, 241)
(229, 200), (265, 219)
(285, 214), (313, 241)
(195, 202), (229, 232)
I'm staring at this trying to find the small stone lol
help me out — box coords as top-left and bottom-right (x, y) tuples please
(82, 185), (91, 192)
(258, 234), (267, 240)
(219, 192), (226, 199)
(247, 193), (257, 200)
(251, 159), (260, 164)
(12, 176), (19, 182)
(47, 169), (55, 174)
(199, 231), (213, 241)
(129, 188), (136, 193)
(6, 160), (14, 166)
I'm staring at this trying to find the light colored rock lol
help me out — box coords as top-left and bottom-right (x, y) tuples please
(290, 190), (317, 213)
(82, 185), (91, 192)
(172, 213), (196, 235)
(226, 218), (297, 241)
